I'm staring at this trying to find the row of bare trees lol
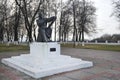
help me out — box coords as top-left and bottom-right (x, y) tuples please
(59, 0), (96, 42)
(0, 0), (96, 43)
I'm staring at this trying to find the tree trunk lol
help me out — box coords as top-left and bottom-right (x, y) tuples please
(82, 26), (84, 42)
(54, 20), (57, 41)
(33, 26), (37, 41)
(59, 23), (62, 41)
(28, 26), (33, 42)
(73, 1), (76, 47)
(81, 26), (85, 46)
(75, 29), (78, 41)
(79, 31), (82, 41)
(0, 23), (3, 41)
(14, 7), (21, 42)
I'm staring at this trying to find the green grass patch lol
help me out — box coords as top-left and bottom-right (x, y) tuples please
(61, 43), (120, 52)
(0, 43), (120, 52)
(0, 43), (29, 52)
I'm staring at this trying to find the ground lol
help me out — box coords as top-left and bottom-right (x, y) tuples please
(0, 47), (120, 80)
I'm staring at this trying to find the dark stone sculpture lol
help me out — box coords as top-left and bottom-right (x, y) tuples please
(36, 12), (56, 42)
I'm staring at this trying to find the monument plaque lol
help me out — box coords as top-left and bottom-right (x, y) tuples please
(50, 48), (56, 52)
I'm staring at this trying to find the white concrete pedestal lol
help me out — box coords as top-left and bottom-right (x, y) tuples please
(1, 42), (93, 79)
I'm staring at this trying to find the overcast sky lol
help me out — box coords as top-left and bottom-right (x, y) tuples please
(63, 0), (120, 39)
(87, 0), (120, 39)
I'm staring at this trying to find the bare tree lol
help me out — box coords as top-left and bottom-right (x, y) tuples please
(15, 0), (44, 42)
(52, 2), (60, 41)
(0, 0), (13, 42)
(59, 0), (63, 41)
(61, 7), (72, 42)
(76, 0), (96, 43)
(62, 0), (96, 46)
(112, 0), (120, 29)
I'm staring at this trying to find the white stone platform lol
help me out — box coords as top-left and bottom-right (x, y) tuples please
(1, 42), (93, 79)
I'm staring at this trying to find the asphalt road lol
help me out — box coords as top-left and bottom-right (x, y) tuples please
(0, 48), (120, 80)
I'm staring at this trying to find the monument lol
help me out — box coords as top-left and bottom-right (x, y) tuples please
(1, 12), (93, 79)
(36, 12), (56, 42)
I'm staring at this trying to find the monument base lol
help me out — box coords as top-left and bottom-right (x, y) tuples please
(1, 42), (93, 79)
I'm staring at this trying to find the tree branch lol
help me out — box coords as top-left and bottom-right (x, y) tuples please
(30, 0), (44, 27)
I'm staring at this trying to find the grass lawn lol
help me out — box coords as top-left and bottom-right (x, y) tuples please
(61, 43), (120, 52)
(0, 43), (120, 52)
(0, 43), (29, 52)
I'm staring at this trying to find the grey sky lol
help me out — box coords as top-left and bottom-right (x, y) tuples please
(88, 0), (120, 39)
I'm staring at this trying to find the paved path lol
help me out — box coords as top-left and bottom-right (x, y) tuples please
(0, 48), (120, 80)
